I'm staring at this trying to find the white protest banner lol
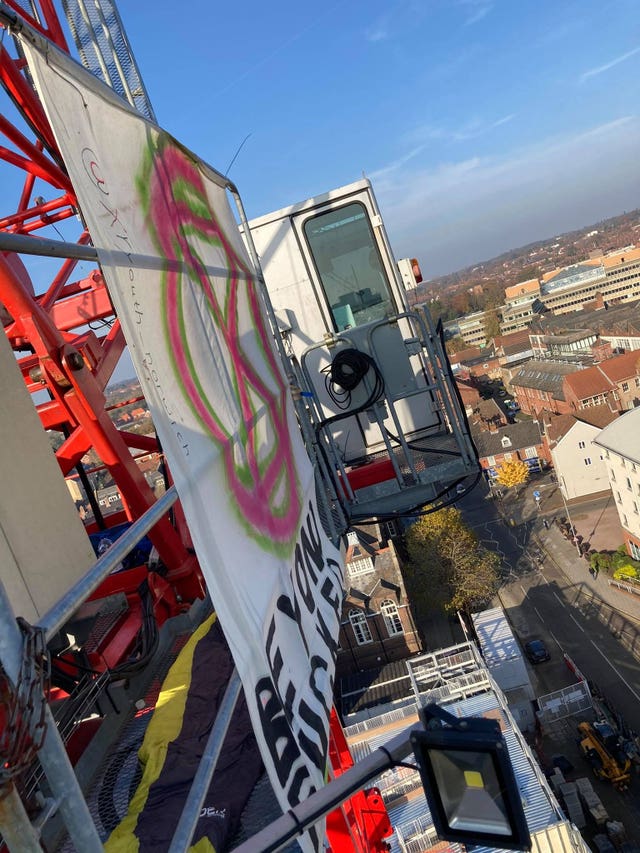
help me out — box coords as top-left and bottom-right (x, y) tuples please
(21, 33), (343, 851)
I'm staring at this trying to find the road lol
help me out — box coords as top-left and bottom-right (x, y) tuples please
(457, 481), (640, 722)
(457, 480), (640, 841)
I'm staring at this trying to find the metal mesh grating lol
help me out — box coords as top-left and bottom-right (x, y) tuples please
(60, 0), (156, 121)
(59, 632), (190, 849)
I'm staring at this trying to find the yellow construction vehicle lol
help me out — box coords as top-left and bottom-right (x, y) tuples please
(578, 721), (631, 791)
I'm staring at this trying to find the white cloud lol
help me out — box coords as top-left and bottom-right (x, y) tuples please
(365, 21), (389, 42)
(458, 0), (494, 26)
(580, 44), (640, 81)
(370, 116), (640, 276)
(405, 113), (516, 145)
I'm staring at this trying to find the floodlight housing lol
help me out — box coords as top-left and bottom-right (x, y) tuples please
(410, 704), (531, 851)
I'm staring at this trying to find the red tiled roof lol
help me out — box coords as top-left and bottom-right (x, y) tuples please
(597, 349), (640, 382)
(564, 351), (640, 400)
(545, 413), (576, 443)
(563, 365), (614, 400)
(493, 329), (530, 350)
(546, 405), (619, 443)
(450, 346), (482, 362)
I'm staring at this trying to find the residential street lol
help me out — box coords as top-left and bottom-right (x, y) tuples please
(452, 476), (640, 843)
(457, 477), (640, 723)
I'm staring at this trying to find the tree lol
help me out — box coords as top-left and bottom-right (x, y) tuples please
(515, 265), (541, 283)
(445, 335), (467, 355)
(483, 307), (501, 343)
(404, 507), (500, 615)
(495, 458), (529, 488)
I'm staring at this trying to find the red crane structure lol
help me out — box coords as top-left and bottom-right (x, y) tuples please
(0, 3), (394, 850)
(0, 0), (201, 601)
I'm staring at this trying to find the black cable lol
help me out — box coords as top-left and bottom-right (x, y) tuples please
(321, 348), (385, 413)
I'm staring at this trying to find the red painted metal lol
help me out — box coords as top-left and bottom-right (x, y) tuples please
(0, 3), (202, 603)
(345, 458), (396, 492)
(327, 709), (393, 852)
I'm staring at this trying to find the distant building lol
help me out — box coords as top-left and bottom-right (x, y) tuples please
(455, 310), (489, 346)
(493, 329), (536, 390)
(563, 350), (640, 412)
(593, 407), (640, 559)
(449, 345), (500, 380)
(471, 420), (550, 482)
(337, 528), (422, 677)
(451, 248), (640, 340)
(513, 247), (640, 322)
(500, 278), (541, 334)
(545, 406), (618, 500)
(510, 360), (581, 416)
(529, 329), (598, 361)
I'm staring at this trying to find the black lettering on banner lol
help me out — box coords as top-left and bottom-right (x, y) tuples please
(314, 608), (338, 659)
(293, 545), (315, 615)
(299, 505), (324, 584)
(308, 655), (331, 718)
(297, 699), (328, 768)
(255, 676), (311, 791)
(325, 557), (343, 585)
(256, 501), (345, 848)
(320, 576), (341, 616)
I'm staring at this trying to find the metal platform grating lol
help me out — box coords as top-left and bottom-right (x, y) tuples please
(59, 632), (190, 849)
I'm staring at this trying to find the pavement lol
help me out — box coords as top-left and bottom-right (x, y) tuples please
(515, 477), (640, 625)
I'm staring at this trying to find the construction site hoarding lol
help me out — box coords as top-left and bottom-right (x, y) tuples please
(20, 33), (343, 853)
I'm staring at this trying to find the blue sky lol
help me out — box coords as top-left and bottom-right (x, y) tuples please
(115, 0), (640, 278)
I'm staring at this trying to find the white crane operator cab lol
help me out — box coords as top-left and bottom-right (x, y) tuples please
(246, 180), (478, 522)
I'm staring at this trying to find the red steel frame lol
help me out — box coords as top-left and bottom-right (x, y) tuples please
(0, 6), (392, 849)
(0, 0), (201, 602)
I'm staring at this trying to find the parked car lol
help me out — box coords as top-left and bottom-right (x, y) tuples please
(524, 639), (550, 664)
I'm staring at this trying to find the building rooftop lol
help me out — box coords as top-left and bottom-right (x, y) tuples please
(562, 351), (640, 402)
(593, 406), (640, 464)
(597, 349), (640, 383)
(542, 260), (603, 286)
(504, 278), (540, 301)
(469, 398), (506, 430)
(563, 365), (615, 401)
(528, 300), (640, 339)
(511, 360), (580, 396)
(338, 660), (413, 716)
(471, 607), (521, 664)
(600, 246), (640, 269)
(537, 330), (596, 346)
(471, 420), (542, 459)
(545, 405), (619, 444)
(341, 642), (584, 853)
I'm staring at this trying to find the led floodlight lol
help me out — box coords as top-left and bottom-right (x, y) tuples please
(410, 704), (531, 851)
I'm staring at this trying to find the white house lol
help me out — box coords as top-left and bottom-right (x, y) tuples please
(593, 407), (640, 559)
(545, 406), (618, 500)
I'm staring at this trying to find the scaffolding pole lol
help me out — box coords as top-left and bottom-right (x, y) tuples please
(0, 579), (103, 852)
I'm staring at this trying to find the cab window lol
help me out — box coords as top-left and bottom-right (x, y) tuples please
(303, 202), (395, 330)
